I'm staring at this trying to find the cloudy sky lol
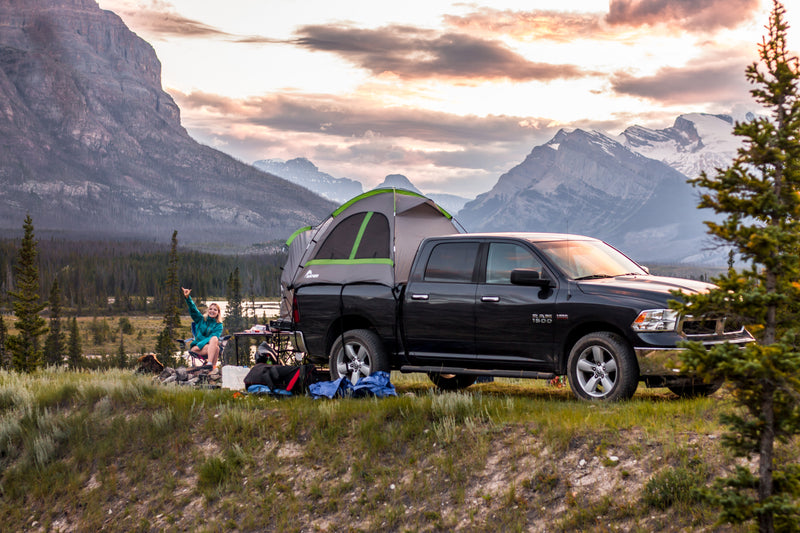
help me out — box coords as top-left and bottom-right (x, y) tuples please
(96, 0), (794, 197)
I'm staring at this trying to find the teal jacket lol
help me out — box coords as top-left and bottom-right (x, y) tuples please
(185, 296), (223, 349)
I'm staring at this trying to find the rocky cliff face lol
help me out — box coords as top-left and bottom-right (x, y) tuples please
(0, 0), (334, 245)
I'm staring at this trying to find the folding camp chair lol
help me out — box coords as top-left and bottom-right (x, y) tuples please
(176, 322), (231, 368)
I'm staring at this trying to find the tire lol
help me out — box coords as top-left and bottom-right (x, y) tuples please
(428, 373), (477, 390)
(329, 329), (389, 383)
(567, 332), (638, 401)
(667, 380), (723, 398)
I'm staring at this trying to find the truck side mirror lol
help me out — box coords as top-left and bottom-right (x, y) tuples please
(510, 269), (552, 287)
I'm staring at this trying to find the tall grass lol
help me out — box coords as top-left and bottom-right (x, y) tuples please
(0, 369), (745, 532)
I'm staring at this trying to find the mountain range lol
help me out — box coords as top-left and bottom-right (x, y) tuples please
(252, 158), (471, 214)
(1, 0), (746, 264)
(253, 158), (363, 205)
(0, 0), (334, 248)
(459, 113), (744, 263)
(258, 113), (744, 263)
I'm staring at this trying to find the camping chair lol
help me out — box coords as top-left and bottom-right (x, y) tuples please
(176, 322), (231, 368)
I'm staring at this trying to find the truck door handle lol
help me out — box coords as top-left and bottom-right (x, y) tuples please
(411, 294), (429, 300)
(481, 296), (500, 302)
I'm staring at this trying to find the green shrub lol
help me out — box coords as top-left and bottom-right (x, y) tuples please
(643, 465), (705, 510)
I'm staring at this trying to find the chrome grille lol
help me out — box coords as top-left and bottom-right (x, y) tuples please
(679, 317), (745, 337)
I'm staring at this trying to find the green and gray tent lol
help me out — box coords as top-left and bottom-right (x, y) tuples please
(279, 188), (462, 318)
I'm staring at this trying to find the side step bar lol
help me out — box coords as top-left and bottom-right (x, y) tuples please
(400, 365), (555, 381)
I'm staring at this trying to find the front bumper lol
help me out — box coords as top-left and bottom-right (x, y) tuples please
(634, 333), (754, 381)
(635, 347), (687, 377)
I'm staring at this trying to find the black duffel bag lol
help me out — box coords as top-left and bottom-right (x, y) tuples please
(244, 363), (315, 393)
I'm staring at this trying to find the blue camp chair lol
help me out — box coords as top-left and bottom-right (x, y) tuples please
(176, 322), (231, 368)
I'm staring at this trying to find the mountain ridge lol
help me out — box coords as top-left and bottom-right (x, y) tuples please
(0, 0), (334, 247)
(457, 114), (740, 264)
(252, 113), (743, 263)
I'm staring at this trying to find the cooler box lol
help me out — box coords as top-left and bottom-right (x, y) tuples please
(221, 365), (250, 390)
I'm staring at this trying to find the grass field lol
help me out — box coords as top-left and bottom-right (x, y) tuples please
(0, 368), (766, 532)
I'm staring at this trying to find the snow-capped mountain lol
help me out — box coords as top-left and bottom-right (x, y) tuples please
(457, 113), (747, 264)
(252, 158), (363, 203)
(618, 112), (746, 180)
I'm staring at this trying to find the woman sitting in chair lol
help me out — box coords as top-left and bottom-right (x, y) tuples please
(182, 287), (224, 369)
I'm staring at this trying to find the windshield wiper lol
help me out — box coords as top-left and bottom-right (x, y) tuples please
(574, 274), (614, 280)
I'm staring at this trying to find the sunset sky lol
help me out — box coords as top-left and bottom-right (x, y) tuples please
(96, 0), (796, 197)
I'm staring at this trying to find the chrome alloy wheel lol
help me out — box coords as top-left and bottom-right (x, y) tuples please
(335, 339), (372, 383)
(574, 345), (618, 398)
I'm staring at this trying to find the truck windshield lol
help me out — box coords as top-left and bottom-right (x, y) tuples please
(533, 239), (647, 280)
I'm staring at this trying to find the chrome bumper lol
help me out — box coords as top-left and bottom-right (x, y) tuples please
(636, 339), (752, 377)
(290, 330), (307, 354)
(634, 348), (686, 376)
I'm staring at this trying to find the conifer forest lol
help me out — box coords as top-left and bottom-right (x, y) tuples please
(0, 238), (286, 316)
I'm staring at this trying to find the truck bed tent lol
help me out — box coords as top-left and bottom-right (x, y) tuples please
(278, 188), (462, 319)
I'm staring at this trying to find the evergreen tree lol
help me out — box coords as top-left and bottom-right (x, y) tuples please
(223, 268), (245, 364)
(67, 316), (82, 369)
(224, 267), (245, 333)
(6, 215), (47, 373)
(91, 316), (107, 346)
(44, 279), (66, 366)
(116, 328), (126, 368)
(0, 315), (8, 369)
(163, 230), (181, 336)
(118, 317), (134, 335)
(674, 3), (800, 531)
(155, 327), (176, 368)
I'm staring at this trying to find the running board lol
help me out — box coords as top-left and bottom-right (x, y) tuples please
(400, 365), (556, 380)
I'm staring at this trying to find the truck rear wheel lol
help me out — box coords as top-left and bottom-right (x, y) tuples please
(428, 373), (477, 390)
(567, 332), (638, 401)
(329, 329), (389, 384)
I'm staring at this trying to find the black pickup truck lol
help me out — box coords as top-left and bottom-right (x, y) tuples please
(289, 232), (753, 401)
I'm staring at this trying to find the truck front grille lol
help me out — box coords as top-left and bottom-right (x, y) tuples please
(679, 317), (745, 337)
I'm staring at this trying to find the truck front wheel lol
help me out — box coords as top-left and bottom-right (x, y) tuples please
(329, 329), (389, 383)
(567, 332), (638, 401)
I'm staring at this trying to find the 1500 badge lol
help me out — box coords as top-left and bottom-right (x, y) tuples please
(532, 314), (553, 324)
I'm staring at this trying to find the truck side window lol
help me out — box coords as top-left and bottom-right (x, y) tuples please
(424, 242), (479, 282)
(486, 243), (542, 284)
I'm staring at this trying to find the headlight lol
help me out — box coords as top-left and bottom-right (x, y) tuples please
(631, 309), (678, 332)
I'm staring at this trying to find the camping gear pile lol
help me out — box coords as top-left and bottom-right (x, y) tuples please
(136, 353), (222, 387)
(158, 365), (221, 386)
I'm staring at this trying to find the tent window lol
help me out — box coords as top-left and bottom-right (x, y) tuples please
(314, 212), (390, 261)
(353, 213), (390, 259)
(424, 242), (479, 282)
